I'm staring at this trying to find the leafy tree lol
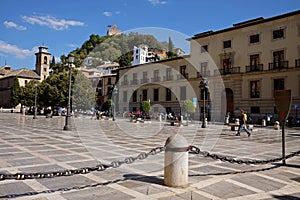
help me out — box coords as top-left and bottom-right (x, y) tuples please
(50, 56), (56, 69)
(11, 76), (21, 107)
(19, 81), (35, 107)
(183, 99), (196, 125)
(118, 52), (132, 67)
(141, 101), (151, 113)
(72, 71), (96, 110)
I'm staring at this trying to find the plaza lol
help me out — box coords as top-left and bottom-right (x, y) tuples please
(0, 113), (299, 199)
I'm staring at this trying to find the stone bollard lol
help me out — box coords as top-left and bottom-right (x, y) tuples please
(274, 121), (280, 130)
(164, 134), (189, 188)
(262, 119), (266, 127)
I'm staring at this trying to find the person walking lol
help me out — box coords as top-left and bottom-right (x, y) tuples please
(236, 109), (251, 137)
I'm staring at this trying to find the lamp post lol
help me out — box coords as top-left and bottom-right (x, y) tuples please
(112, 86), (118, 121)
(33, 81), (38, 119)
(200, 78), (208, 128)
(63, 53), (74, 131)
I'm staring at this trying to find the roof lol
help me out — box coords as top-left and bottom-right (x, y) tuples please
(190, 9), (300, 40)
(1, 68), (40, 79)
(0, 65), (13, 76)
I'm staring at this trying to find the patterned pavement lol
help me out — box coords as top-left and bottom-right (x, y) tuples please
(0, 113), (299, 200)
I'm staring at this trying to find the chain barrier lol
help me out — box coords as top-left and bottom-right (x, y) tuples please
(1, 145), (299, 181)
(188, 145), (300, 165)
(0, 146), (165, 181)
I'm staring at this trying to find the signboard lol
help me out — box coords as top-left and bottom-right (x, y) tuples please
(275, 90), (292, 122)
(192, 98), (197, 108)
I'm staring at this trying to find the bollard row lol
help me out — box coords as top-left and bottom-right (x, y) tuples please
(188, 145), (300, 165)
(0, 146), (165, 181)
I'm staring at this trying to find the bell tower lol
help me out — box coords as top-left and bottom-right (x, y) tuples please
(35, 45), (51, 81)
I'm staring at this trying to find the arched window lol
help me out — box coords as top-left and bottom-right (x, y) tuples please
(44, 56), (47, 64)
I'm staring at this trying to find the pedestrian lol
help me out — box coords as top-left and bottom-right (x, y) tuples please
(236, 109), (251, 137)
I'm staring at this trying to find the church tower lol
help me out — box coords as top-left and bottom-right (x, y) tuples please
(35, 45), (51, 81)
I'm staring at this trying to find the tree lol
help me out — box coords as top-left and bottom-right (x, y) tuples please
(19, 81), (35, 108)
(167, 37), (177, 58)
(50, 56), (56, 69)
(72, 71), (96, 111)
(11, 76), (21, 107)
(118, 52), (132, 67)
(183, 99), (196, 125)
(141, 101), (151, 113)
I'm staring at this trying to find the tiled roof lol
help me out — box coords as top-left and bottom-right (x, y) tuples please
(2, 68), (40, 79)
(0, 65), (13, 75)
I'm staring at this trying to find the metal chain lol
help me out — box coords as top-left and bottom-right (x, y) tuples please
(189, 145), (300, 165)
(0, 146), (165, 181)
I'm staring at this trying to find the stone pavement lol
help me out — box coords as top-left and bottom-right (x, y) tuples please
(0, 113), (299, 200)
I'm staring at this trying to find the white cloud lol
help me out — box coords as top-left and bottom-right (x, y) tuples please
(103, 12), (112, 17)
(22, 15), (84, 30)
(0, 40), (36, 58)
(148, 0), (167, 5)
(3, 21), (27, 31)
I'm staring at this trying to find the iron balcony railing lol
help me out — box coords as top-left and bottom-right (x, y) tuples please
(197, 71), (211, 77)
(245, 64), (264, 72)
(140, 78), (149, 84)
(163, 75), (174, 81)
(121, 80), (128, 86)
(296, 59), (300, 68)
(177, 73), (189, 80)
(268, 61), (289, 70)
(151, 77), (161, 82)
(130, 79), (138, 85)
(214, 66), (241, 75)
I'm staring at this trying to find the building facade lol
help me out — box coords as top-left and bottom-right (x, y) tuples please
(116, 10), (300, 123)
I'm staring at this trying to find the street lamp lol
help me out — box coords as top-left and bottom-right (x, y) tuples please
(63, 53), (74, 131)
(200, 78), (208, 128)
(112, 86), (118, 121)
(33, 81), (38, 119)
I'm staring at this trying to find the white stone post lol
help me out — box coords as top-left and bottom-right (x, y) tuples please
(164, 134), (189, 188)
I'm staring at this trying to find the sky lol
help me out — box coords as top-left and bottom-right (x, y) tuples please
(0, 0), (299, 70)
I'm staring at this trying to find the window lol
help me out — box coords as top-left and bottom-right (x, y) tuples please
(43, 67), (47, 72)
(180, 87), (186, 100)
(108, 78), (111, 85)
(201, 62), (208, 76)
(123, 91), (127, 102)
(273, 28), (284, 39)
(250, 80), (260, 98)
(154, 70), (159, 80)
(166, 88), (171, 101)
(273, 50), (285, 68)
(166, 68), (172, 80)
(274, 78), (284, 94)
(201, 45), (208, 53)
(154, 89), (159, 101)
(142, 89), (147, 101)
(43, 56), (47, 64)
(250, 54), (260, 67)
(107, 87), (111, 95)
(180, 65), (186, 75)
(143, 72), (147, 79)
(132, 91), (137, 102)
(223, 40), (231, 49)
(251, 107), (260, 114)
(25, 80), (28, 85)
(250, 34), (260, 43)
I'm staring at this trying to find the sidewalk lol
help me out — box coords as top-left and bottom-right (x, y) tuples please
(0, 113), (299, 199)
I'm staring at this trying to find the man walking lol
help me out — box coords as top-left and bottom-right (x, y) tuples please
(236, 109), (251, 137)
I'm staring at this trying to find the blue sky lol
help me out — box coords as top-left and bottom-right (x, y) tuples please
(0, 0), (299, 70)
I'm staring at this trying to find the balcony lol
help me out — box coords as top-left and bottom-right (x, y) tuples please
(214, 67), (241, 75)
(268, 61), (289, 70)
(121, 80), (128, 86)
(140, 78), (149, 84)
(197, 71), (211, 77)
(163, 75), (174, 81)
(130, 79), (138, 85)
(245, 64), (263, 73)
(151, 77), (161, 82)
(177, 73), (189, 80)
(296, 59), (300, 68)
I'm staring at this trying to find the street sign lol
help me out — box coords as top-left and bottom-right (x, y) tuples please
(275, 90), (292, 122)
